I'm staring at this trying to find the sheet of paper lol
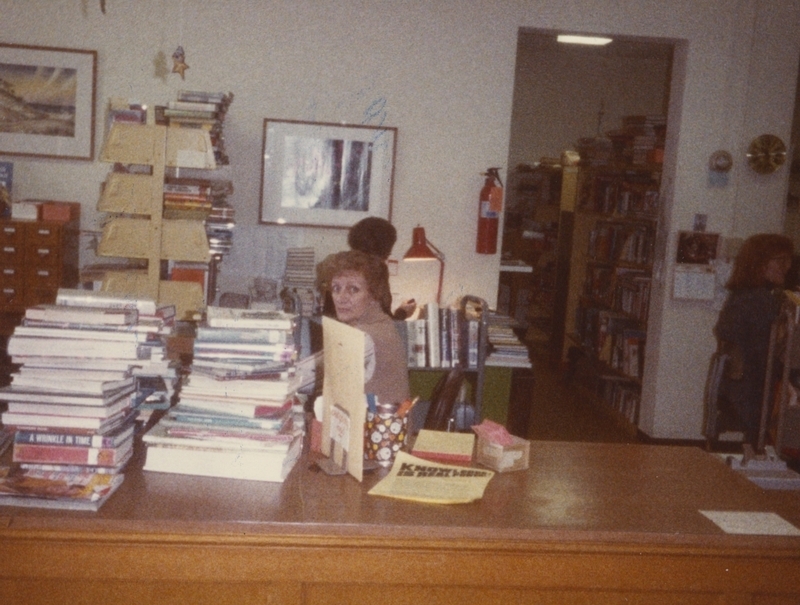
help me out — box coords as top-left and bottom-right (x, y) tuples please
(321, 317), (365, 482)
(700, 511), (800, 536)
(368, 451), (494, 504)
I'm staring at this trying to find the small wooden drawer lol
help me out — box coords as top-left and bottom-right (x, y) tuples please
(0, 265), (23, 288)
(25, 243), (60, 267)
(0, 284), (24, 308)
(0, 222), (27, 247)
(27, 223), (61, 246)
(25, 266), (61, 290)
(24, 285), (59, 307)
(0, 243), (25, 265)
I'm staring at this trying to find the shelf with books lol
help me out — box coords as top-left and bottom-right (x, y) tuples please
(554, 160), (662, 434)
(96, 93), (234, 318)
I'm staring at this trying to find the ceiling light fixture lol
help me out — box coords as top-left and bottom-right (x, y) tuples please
(557, 34), (613, 46)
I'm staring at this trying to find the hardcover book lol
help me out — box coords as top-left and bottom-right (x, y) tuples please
(142, 433), (302, 483)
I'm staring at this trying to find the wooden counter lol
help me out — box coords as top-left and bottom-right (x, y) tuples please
(2, 440), (800, 604)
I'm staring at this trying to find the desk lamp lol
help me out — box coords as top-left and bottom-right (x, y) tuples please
(403, 225), (444, 304)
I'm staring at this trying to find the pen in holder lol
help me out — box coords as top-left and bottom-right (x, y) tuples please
(364, 400), (408, 467)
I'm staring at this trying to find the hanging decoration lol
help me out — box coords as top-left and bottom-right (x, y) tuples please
(172, 46), (189, 79)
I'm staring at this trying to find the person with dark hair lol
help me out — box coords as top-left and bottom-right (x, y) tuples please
(714, 233), (794, 446)
(347, 216), (397, 260)
(316, 250), (409, 406)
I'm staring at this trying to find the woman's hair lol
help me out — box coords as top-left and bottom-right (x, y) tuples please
(726, 233), (794, 290)
(316, 249), (392, 310)
(347, 217), (397, 260)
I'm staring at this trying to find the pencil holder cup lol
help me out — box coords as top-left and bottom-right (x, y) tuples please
(364, 403), (408, 467)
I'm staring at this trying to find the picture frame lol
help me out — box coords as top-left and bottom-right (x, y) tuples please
(676, 231), (720, 265)
(0, 43), (97, 161)
(259, 118), (397, 228)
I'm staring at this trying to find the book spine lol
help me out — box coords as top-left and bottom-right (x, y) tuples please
(13, 442), (130, 466)
(14, 428), (131, 448)
(426, 303), (441, 368)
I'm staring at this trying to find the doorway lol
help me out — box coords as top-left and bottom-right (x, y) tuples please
(501, 29), (676, 442)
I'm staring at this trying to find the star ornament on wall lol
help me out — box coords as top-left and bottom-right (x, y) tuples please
(172, 46), (189, 79)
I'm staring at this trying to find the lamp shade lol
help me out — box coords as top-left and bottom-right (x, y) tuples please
(404, 226), (439, 261)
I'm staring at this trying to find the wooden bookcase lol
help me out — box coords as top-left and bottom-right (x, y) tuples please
(96, 123), (213, 319)
(553, 163), (662, 432)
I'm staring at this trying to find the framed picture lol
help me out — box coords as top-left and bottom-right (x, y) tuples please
(259, 118), (397, 228)
(676, 231), (720, 265)
(0, 43), (97, 161)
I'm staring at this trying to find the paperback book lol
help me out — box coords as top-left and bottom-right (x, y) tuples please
(0, 467), (124, 511)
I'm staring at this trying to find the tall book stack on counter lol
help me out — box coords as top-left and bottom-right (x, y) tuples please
(142, 305), (304, 483)
(0, 289), (176, 511)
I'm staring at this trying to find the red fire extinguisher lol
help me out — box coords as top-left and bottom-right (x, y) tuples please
(476, 167), (503, 254)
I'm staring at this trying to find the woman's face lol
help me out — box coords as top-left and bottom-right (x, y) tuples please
(331, 270), (374, 324)
(764, 253), (792, 286)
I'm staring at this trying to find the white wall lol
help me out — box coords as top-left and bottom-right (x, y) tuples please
(508, 33), (671, 168)
(2, 0), (799, 439)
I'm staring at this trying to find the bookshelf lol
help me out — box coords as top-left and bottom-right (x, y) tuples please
(553, 163), (662, 432)
(96, 123), (214, 319)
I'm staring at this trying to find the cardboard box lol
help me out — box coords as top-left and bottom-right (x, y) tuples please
(476, 434), (530, 473)
(10, 201), (40, 221)
(40, 200), (81, 223)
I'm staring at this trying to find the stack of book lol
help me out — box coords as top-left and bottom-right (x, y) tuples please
(281, 247), (316, 315)
(0, 290), (174, 509)
(485, 313), (532, 368)
(160, 90), (234, 165)
(142, 306), (304, 482)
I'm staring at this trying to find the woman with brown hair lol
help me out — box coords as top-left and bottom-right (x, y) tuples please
(316, 249), (410, 406)
(714, 233), (794, 446)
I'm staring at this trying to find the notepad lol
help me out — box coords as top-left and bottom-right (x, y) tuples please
(411, 429), (475, 464)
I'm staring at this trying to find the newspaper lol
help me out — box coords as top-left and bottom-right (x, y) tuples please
(368, 451), (494, 504)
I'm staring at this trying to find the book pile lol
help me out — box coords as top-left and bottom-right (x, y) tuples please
(160, 90), (234, 165)
(281, 247), (316, 315)
(142, 305), (304, 482)
(0, 290), (176, 510)
(485, 313), (532, 368)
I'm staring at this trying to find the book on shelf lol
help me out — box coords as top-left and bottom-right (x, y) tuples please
(142, 431), (302, 483)
(0, 384), (135, 406)
(55, 288), (157, 315)
(425, 302), (441, 368)
(5, 396), (133, 419)
(0, 467), (124, 511)
(166, 405), (291, 432)
(10, 373), (136, 396)
(1, 408), (137, 434)
(406, 318), (427, 368)
(14, 422), (135, 449)
(13, 435), (134, 468)
(143, 421), (294, 452)
(7, 335), (143, 360)
(15, 365), (131, 383)
(195, 325), (292, 345)
(182, 373), (297, 400)
(204, 306), (295, 330)
(176, 394), (292, 419)
(24, 304), (138, 326)
(13, 324), (154, 343)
